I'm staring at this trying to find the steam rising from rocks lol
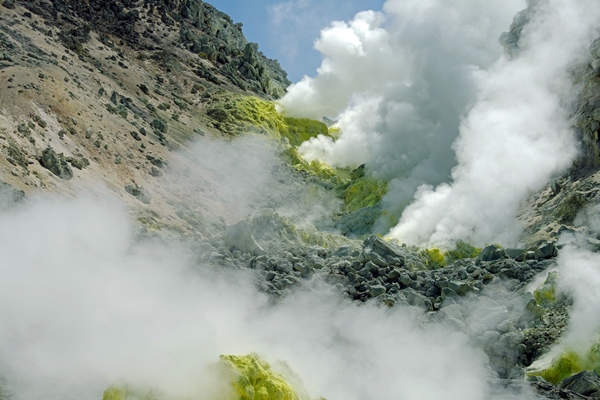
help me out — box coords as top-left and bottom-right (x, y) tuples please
(280, 0), (523, 225)
(0, 188), (539, 400)
(391, 0), (600, 246)
(281, 0), (600, 246)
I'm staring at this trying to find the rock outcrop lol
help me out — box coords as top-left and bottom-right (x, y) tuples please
(18, 0), (290, 98)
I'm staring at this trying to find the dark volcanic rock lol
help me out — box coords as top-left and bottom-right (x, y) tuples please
(361, 236), (406, 266)
(39, 147), (73, 180)
(560, 371), (600, 397)
(479, 245), (507, 261)
(535, 241), (558, 260)
(19, 0), (290, 98)
(532, 379), (593, 400)
(124, 182), (152, 204)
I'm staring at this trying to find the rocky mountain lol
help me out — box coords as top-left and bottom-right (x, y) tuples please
(1, 1), (600, 400)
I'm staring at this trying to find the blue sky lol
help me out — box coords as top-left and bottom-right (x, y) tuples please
(206, 0), (386, 82)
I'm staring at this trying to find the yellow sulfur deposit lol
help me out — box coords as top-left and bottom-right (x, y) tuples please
(533, 271), (558, 307)
(102, 386), (157, 400)
(526, 339), (600, 384)
(101, 354), (322, 400)
(342, 176), (387, 213)
(219, 354), (309, 400)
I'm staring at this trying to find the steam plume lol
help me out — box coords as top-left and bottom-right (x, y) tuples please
(391, 0), (600, 246)
(0, 189), (539, 400)
(280, 0), (600, 246)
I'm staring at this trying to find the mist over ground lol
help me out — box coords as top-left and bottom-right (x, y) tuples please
(0, 143), (542, 400)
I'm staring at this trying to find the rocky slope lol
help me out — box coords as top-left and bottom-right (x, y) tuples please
(1, 1), (600, 399)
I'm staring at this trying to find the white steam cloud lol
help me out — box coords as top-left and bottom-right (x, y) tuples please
(279, 0), (525, 238)
(0, 190), (540, 400)
(540, 205), (600, 362)
(280, 0), (600, 246)
(165, 135), (342, 230)
(555, 244), (600, 354)
(391, 0), (600, 246)
(280, 0), (523, 179)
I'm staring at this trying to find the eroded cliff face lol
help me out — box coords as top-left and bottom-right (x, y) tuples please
(7, 0), (290, 98)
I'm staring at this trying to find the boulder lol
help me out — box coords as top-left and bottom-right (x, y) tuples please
(535, 241), (558, 260)
(447, 280), (476, 296)
(505, 248), (526, 261)
(334, 245), (351, 257)
(362, 236), (405, 266)
(124, 183), (152, 204)
(559, 370), (600, 397)
(224, 221), (266, 256)
(39, 147), (73, 180)
(402, 288), (433, 311)
(368, 284), (386, 298)
(362, 250), (388, 267)
(479, 245), (507, 261)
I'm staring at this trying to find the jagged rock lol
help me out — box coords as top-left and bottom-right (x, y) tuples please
(305, 254), (326, 270)
(486, 331), (526, 378)
(394, 271), (412, 286)
(2, 0), (14, 9)
(401, 288), (433, 311)
(559, 371), (600, 397)
(39, 147), (73, 180)
(150, 118), (168, 133)
(124, 182), (152, 204)
(441, 287), (459, 300)
(435, 303), (466, 330)
(66, 156), (90, 170)
(479, 245), (507, 261)
(497, 319), (515, 333)
(368, 284), (386, 297)
(535, 241), (558, 260)
(361, 236), (405, 266)
(532, 379), (592, 399)
(334, 245), (351, 257)
(362, 251), (388, 267)
(506, 248), (526, 261)
(225, 221), (266, 256)
(447, 280), (476, 296)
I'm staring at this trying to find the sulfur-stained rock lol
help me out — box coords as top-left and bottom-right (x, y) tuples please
(218, 354), (311, 400)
